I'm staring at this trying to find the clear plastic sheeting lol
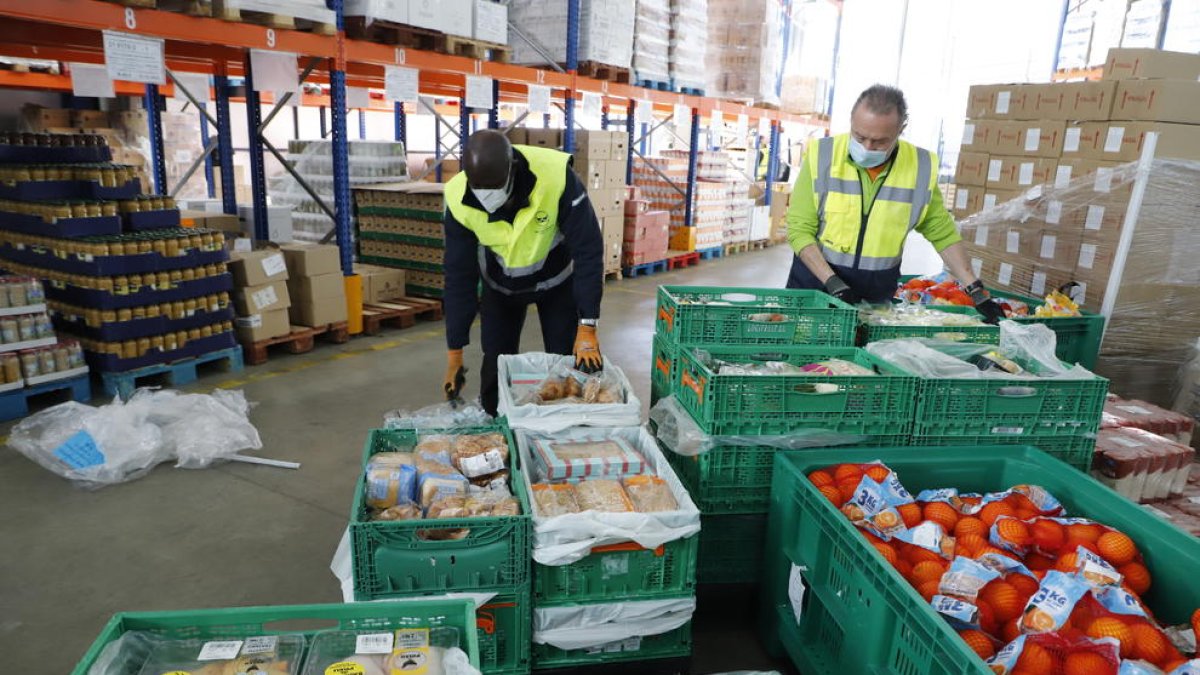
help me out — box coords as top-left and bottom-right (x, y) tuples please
(532, 597), (696, 650)
(705, 0), (784, 105)
(1173, 338), (1200, 434)
(958, 156), (1200, 407)
(633, 0), (672, 83)
(865, 322), (1095, 381)
(508, 0), (636, 68)
(649, 395), (867, 457)
(86, 631), (165, 675)
(516, 425), (700, 566)
(9, 388), (262, 489)
(384, 401), (494, 430)
(669, 0), (708, 90)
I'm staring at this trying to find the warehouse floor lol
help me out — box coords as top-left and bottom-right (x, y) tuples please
(0, 244), (800, 674)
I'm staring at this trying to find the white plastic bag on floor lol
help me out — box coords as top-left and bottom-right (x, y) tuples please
(533, 597), (696, 650)
(9, 388), (262, 489)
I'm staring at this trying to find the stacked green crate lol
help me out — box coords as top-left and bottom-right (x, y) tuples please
(649, 287), (889, 586)
(516, 426), (699, 670)
(350, 426), (533, 675)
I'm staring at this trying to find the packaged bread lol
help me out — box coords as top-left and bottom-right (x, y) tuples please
(532, 482), (581, 516)
(136, 635), (304, 675)
(622, 475), (678, 512)
(468, 469), (510, 493)
(575, 479), (635, 513)
(365, 454), (417, 509)
(416, 459), (468, 508)
(425, 496), (468, 519)
(373, 503), (421, 521)
(452, 433), (509, 478)
(415, 435), (453, 463)
(464, 493), (521, 517)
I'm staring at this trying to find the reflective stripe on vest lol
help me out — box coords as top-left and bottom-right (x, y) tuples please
(809, 135), (936, 271)
(445, 145), (570, 276)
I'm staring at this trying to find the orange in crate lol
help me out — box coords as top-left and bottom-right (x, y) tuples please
(1007, 573), (1040, 599)
(1055, 552), (1080, 573)
(818, 484), (845, 507)
(1062, 537), (1100, 556)
(1086, 617), (1134, 658)
(906, 545), (947, 565)
(954, 516), (987, 538)
(980, 579), (1023, 623)
(1097, 531), (1138, 566)
(897, 503), (922, 528)
(864, 464), (890, 482)
(808, 469), (834, 487)
(1129, 623), (1175, 666)
(996, 518), (1032, 547)
(917, 579), (941, 601)
(1030, 519), (1065, 552)
(1015, 641), (1058, 675)
(978, 501), (1015, 527)
(957, 629), (995, 660)
(923, 502), (959, 531)
(1001, 618), (1021, 644)
(975, 600), (998, 636)
(833, 463), (864, 482)
(1120, 562), (1152, 595)
(1063, 651), (1114, 675)
(910, 560), (946, 586)
(893, 558), (912, 579)
(957, 534), (988, 557)
(1065, 522), (1102, 543)
(872, 542), (898, 566)
(1025, 552), (1056, 571)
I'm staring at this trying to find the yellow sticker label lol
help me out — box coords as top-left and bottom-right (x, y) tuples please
(389, 647), (430, 674)
(324, 663), (366, 675)
(159, 671), (192, 675)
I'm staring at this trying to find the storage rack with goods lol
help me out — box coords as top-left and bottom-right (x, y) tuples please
(0, 0), (831, 324)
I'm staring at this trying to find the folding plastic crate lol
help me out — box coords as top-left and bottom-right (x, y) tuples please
(476, 585), (533, 675)
(761, 445), (1200, 675)
(910, 433), (1096, 471)
(674, 344), (918, 436)
(533, 536), (699, 605)
(656, 286), (857, 346)
(72, 599), (479, 675)
(697, 513), (768, 585)
(650, 332), (675, 406)
(531, 621), (692, 670)
(859, 304), (1000, 345)
(351, 427), (532, 599)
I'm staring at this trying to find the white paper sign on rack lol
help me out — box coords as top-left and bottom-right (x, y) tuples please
(710, 109), (724, 133)
(347, 87), (372, 110)
(735, 114), (749, 138)
(527, 84), (551, 114)
(103, 31), (165, 85)
(581, 91), (602, 120)
(758, 117), (772, 137)
(70, 63), (115, 99)
(465, 75), (494, 110)
(249, 50), (299, 93)
(385, 65), (419, 103)
(171, 72), (211, 104)
(636, 99), (654, 125)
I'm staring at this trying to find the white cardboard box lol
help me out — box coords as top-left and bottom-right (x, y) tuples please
(344, 0), (409, 23)
(475, 0), (508, 44)
(238, 205), (295, 244)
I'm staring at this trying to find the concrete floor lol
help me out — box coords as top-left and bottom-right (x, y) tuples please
(0, 244), (799, 674)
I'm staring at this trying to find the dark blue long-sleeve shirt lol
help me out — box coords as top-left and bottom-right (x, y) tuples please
(443, 150), (604, 350)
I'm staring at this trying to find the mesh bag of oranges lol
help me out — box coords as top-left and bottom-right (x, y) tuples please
(806, 461), (1200, 674)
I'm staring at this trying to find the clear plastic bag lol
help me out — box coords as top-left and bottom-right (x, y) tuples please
(498, 353), (642, 433)
(86, 630), (165, 675)
(384, 401), (493, 430)
(139, 389), (263, 470)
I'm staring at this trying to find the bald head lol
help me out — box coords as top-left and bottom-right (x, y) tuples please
(464, 130), (513, 189)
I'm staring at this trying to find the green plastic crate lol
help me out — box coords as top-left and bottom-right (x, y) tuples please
(650, 332), (676, 406)
(351, 427), (532, 599)
(664, 434), (909, 515)
(674, 344), (918, 436)
(533, 535), (699, 605)
(73, 600), (480, 675)
(477, 586), (533, 675)
(761, 445), (1200, 675)
(531, 621), (692, 669)
(860, 305), (1000, 345)
(910, 433), (1096, 471)
(912, 355), (1108, 438)
(698, 513), (768, 585)
(656, 286), (858, 346)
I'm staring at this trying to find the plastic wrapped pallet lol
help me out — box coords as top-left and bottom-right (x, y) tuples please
(705, 0), (784, 106)
(533, 597), (696, 650)
(957, 157), (1200, 409)
(497, 353), (642, 432)
(515, 425), (700, 565)
(217, 0), (335, 24)
(669, 0), (708, 91)
(509, 0), (635, 69)
(633, 0), (672, 84)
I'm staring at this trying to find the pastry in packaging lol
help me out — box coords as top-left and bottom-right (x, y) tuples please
(425, 496), (467, 519)
(373, 503), (421, 522)
(299, 629), (458, 675)
(136, 635), (305, 675)
(531, 482), (581, 516)
(415, 435), (453, 463)
(365, 454), (417, 510)
(575, 479), (635, 513)
(622, 475), (678, 512)
(532, 437), (646, 481)
(451, 433), (509, 478)
(464, 493), (521, 517)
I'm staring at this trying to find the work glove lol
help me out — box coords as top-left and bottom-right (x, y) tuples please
(823, 275), (861, 305)
(444, 349), (466, 401)
(574, 324), (603, 374)
(966, 280), (1007, 325)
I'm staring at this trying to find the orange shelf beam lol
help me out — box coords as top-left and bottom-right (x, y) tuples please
(0, 69), (171, 96)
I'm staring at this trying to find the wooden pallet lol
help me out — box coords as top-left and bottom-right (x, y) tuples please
(99, 0), (155, 7)
(0, 374), (91, 422)
(99, 346), (244, 400)
(577, 61), (631, 84)
(345, 18), (509, 62)
(724, 241), (750, 256)
(361, 297), (444, 336)
(212, 0), (335, 35)
(749, 239), (770, 251)
(603, 269), (623, 282)
(666, 250), (700, 270)
(241, 321), (350, 366)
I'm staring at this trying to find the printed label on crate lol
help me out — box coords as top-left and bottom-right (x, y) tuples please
(394, 629), (430, 649)
(355, 633), (394, 655)
(621, 637), (642, 652)
(261, 253), (287, 278)
(1064, 127), (1081, 153)
(198, 640), (244, 661)
(602, 554), (630, 578)
(52, 430), (105, 469)
(991, 426), (1025, 435)
(251, 286), (278, 311)
(241, 636), (278, 655)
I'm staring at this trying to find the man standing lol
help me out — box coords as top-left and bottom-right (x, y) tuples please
(441, 130), (605, 416)
(785, 84), (1005, 322)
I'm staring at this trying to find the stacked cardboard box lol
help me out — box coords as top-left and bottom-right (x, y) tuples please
(622, 197), (669, 266)
(767, 183), (791, 245)
(347, 0), (509, 43)
(230, 249), (292, 343)
(705, 0), (784, 106)
(634, 0), (671, 84)
(280, 244), (348, 327)
(352, 182), (446, 298)
(573, 130), (629, 275)
(353, 264), (408, 304)
(958, 47), (1200, 408)
(632, 154), (689, 248)
(508, 0), (635, 68)
(669, 0), (708, 91)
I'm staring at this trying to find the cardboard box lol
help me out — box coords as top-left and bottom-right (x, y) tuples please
(982, 190), (1023, 211)
(506, 127), (528, 145)
(180, 210), (242, 233)
(290, 294), (349, 327)
(236, 309), (291, 343)
(1053, 158), (1101, 189)
(229, 249), (289, 287)
(1062, 122), (1108, 158)
(525, 128), (562, 148)
(625, 199), (650, 216)
(986, 156), (1058, 191)
(611, 133), (629, 160)
(966, 84), (1030, 119)
(280, 243), (341, 278)
(574, 130), (613, 160)
(575, 161), (604, 191)
(1103, 48), (1200, 81)
(239, 205), (294, 243)
(70, 110), (109, 130)
(21, 106), (71, 131)
(603, 160), (627, 189)
(235, 280), (291, 315)
(355, 264), (407, 303)
(1026, 84), (1068, 120)
(287, 272), (345, 304)
(602, 215), (624, 238)
(961, 119), (1001, 153)
(669, 225), (697, 251)
(1018, 120), (1068, 158)
(1063, 80), (1118, 121)
(989, 122), (1026, 155)
(589, 188), (624, 218)
(954, 152), (990, 187)
(951, 185), (985, 219)
(1112, 80), (1200, 125)
(1095, 121), (1200, 162)
(474, 0), (507, 44)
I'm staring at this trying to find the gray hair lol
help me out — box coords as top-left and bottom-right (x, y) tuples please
(852, 85), (908, 125)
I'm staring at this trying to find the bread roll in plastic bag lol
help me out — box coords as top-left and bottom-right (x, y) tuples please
(373, 503), (421, 522)
(623, 475), (678, 512)
(575, 479), (635, 513)
(452, 432), (509, 478)
(532, 483), (581, 516)
(366, 453), (417, 509)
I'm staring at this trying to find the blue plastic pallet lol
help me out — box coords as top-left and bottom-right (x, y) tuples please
(0, 373), (91, 422)
(98, 346), (244, 400)
(675, 86), (705, 96)
(696, 246), (724, 260)
(636, 79), (672, 92)
(622, 259), (668, 278)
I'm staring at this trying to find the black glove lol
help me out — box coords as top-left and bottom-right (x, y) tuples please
(966, 280), (1007, 325)
(823, 275), (861, 305)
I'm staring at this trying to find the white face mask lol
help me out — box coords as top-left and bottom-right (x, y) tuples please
(849, 136), (893, 168)
(470, 170), (514, 214)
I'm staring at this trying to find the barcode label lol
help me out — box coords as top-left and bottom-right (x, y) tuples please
(1078, 244), (1097, 269)
(1116, 404), (1154, 415)
(1104, 126), (1125, 153)
(955, 189), (969, 210)
(1094, 167), (1113, 193)
(1018, 162), (1035, 185)
(987, 160), (1003, 182)
(962, 123), (976, 146)
(1112, 436), (1145, 448)
(991, 426), (1024, 435)
(1006, 230), (1021, 253)
(1046, 200), (1063, 224)
(394, 629), (430, 649)
(974, 225), (989, 247)
(1085, 205), (1105, 230)
(996, 91), (1011, 114)
(1025, 128), (1041, 152)
(356, 633), (395, 654)
(971, 258), (983, 277)
(1064, 127), (1081, 152)
(1040, 234), (1057, 259)
(241, 636), (278, 655)
(998, 263), (1013, 286)
(1031, 272), (1047, 296)
(198, 641), (243, 661)
(1055, 165), (1073, 189)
